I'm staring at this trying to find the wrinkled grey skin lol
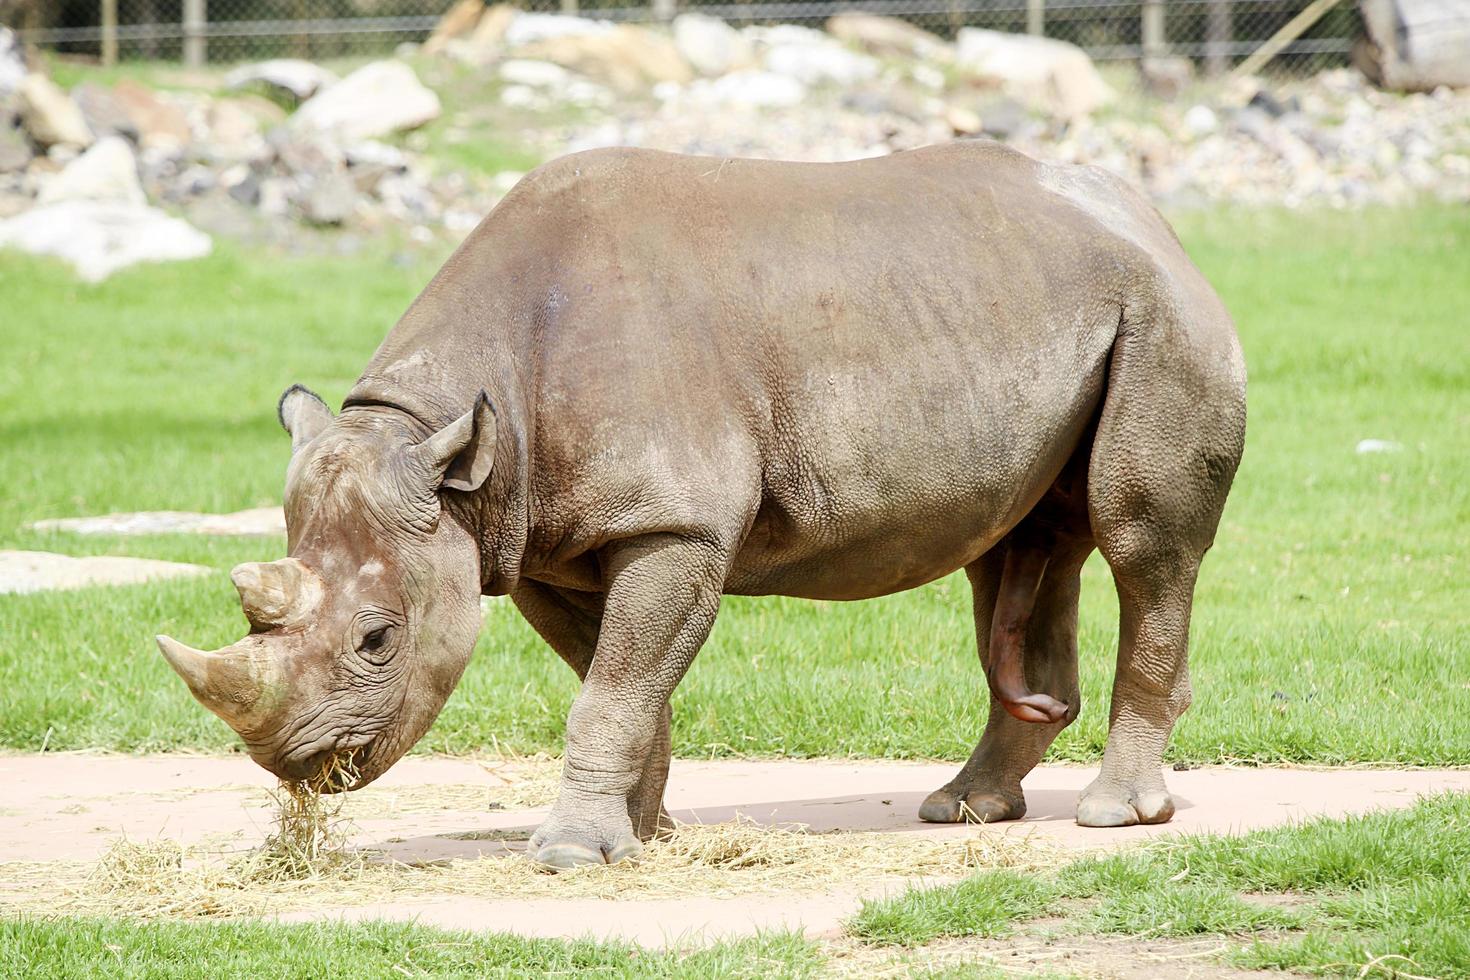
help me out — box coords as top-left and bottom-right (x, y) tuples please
(159, 142), (1245, 869)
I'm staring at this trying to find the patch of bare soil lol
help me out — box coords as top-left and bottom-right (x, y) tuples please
(3, 755), (1467, 946)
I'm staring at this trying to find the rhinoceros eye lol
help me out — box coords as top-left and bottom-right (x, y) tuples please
(358, 625), (392, 661)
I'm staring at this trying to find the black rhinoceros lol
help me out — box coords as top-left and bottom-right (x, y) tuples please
(158, 142), (1246, 868)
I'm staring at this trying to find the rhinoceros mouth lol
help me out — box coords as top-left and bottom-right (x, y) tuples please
(278, 735), (376, 792)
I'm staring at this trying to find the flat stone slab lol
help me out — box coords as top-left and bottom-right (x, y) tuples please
(27, 506), (285, 537)
(0, 753), (1464, 945)
(0, 550), (213, 594)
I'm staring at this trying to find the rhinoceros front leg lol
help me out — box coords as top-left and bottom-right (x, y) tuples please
(511, 581), (674, 840)
(529, 535), (725, 868)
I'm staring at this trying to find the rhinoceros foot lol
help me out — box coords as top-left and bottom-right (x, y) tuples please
(917, 785), (1026, 824)
(1076, 776), (1176, 827)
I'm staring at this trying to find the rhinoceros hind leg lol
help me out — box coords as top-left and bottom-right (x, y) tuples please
(1076, 308), (1245, 829)
(920, 513), (1093, 824)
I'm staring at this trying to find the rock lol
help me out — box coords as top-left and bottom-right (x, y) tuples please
(672, 13), (752, 77)
(955, 29), (1112, 119)
(944, 104), (983, 136)
(0, 200), (211, 281)
(205, 98), (266, 159)
(452, 3), (517, 65)
(0, 124), (31, 172)
(1357, 0), (1470, 92)
(71, 84), (139, 143)
(697, 70), (806, 109)
(224, 59), (339, 102)
(292, 61), (441, 141)
(825, 13), (953, 64)
(1140, 56), (1193, 100)
(37, 136), (144, 205)
(764, 37), (878, 87)
(17, 75), (93, 148)
(0, 26), (25, 97)
(112, 80), (192, 150)
(978, 97), (1028, 139)
(422, 0), (486, 56)
(499, 59), (572, 89)
(504, 12), (613, 47)
(1355, 439), (1404, 454)
(1181, 104), (1219, 139)
(518, 26), (693, 92)
(303, 170), (357, 224)
(0, 550), (212, 595)
(1248, 89), (1296, 118)
(27, 507), (287, 536)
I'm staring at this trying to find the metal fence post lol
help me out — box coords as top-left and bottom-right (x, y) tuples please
(1027, 0), (1044, 36)
(183, 0), (206, 67)
(101, 0), (118, 65)
(1141, 0), (1166, 59)
(1206, 0), (1232, 75)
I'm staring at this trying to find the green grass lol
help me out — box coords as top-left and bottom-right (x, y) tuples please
(0, 918), (822, 979)
(846, 870), (1054, 947)
(852, 792), (1470, 978)
(1, 206), (1467, 763)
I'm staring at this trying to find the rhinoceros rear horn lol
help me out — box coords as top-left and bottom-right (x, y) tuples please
(156, 634), (283, 732)
(410, 391), (497, 493)
(231, 557), (323, 632)
(278, 384), (334, 454)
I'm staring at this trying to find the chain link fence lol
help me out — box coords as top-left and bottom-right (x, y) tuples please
(4, 0), (1363, 75)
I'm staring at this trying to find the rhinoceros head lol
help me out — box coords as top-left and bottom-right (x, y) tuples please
(156, 385), (495, 791)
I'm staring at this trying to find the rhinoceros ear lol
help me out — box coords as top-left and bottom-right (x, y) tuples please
(411, 391), (497, 493)
(277, 385), (334, 454)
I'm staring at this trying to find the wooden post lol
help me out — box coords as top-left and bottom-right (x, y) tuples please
(560, 0), (579, 13)
(182, 0), (206, 66)
(101, 0), (118, 65)
(1232, 0), (1347, 78)
(1141, 0), (1166, 60)
(651, 0), (675, 21)
(1206, 0), (1232, 76)
(1026, 0), (1044, 36)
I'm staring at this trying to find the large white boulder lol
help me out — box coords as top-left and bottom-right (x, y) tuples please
(0, 200), (211, 282)
(694, 70), (806, 109)
(672, 13), (752, 77)
(825, 13), (953, 63)
(747, 24), (879, 87)
(37, 136), (145, 206)
(504, 12), (613, 48)
(224, 59), (339, 101)
(17, 75), (93, 148)
(291, 60), (441, 141)
(956, 29), (1112, 119)
(0, 26), (26, 96)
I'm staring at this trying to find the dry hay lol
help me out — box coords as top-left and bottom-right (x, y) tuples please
(0, 748), (1056, 920)
(2, 813), (1053, 921)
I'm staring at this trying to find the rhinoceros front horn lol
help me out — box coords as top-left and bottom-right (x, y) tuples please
(155, 634), (284, 732)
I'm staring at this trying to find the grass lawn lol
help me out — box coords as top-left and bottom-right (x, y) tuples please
(0, 206), (1466, 764)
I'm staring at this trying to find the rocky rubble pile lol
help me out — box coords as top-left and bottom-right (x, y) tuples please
(0, 31), (497, 278)
(2, 8), (1467, 278)
(461, 10), (1465, 211)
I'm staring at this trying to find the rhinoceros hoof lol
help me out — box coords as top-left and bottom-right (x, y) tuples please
(533, 833), (644, 870)
(1076, 787), (1175, 827)
(918, 787), (1025, 824)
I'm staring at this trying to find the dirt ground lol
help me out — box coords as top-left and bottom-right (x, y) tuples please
(3, 753), (1467, 948)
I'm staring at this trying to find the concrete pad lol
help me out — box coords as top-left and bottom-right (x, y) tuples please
(1, 753), (1464, 945)
(0, 550), (213, 594)
(27, 506), (286, 537)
